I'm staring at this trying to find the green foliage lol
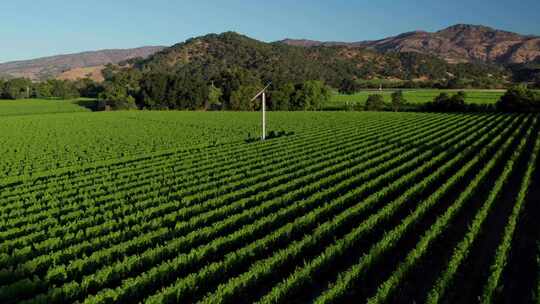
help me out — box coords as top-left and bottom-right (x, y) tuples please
(497, 84), (540, 112)
(364, 94), (386, 111)
(166, 71), (209, 110)
(290, 80), (331, 111)
(424, 91), (468, 112)
(208, 85), (223, 110)
(0, 99), (93, 116)
(391, 90), (406, 112)
(229, 85), (262, 111)
(214, 67), (261, 108)
(134, 32), (510, 94)
(269, 83), (295, 111)
(50, 79), (80, 99)
(0, 112), (538, 304)
(98, 83), (137, 110)
(34, 81), (53, 98)
(1, 78), (31, 99)
(339, 78), (361, 94)
(139, 73), (169, 108)
(74, 78), (104, 98)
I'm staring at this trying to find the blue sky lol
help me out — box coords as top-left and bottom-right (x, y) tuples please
(1, 0), (539, 63)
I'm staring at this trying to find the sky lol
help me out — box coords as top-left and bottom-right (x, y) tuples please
(1, 0), (539, 63)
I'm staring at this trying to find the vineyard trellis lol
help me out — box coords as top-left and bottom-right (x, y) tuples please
(0, 111), (538, 304)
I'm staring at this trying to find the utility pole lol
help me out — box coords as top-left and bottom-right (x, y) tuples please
(250, 82), (272, 141)
(262, 90), (266, 140)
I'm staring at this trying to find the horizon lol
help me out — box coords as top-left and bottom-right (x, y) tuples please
(1, 0), (539, 63)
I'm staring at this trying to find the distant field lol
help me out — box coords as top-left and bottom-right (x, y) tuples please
(0, 98), (94, 116)
(329, 89), (506, 108)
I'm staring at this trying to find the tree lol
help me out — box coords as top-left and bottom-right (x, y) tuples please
(166, 72), (209, 110)
(230, 85), (262, 111)
(339, 78), (360, 94)
(446, 78), (468, 89)
(391, 90), (406, 111)
(0, 79), (5, 98)
(426, 91), (467, 112)
(139, 73), (169, 109)
(34, 81), (53, 98)
(3, 78), (31, 99)
(533, 74), (540, 89)
(208, 84), (223, 110)
(50, 80), (80, 99)
(269, 83), (295, 111)
(497, 84), (539, 112)
(74, 78), (103, 98)
(98, 83), (137, 110)
(290, 80), (330, 111)
(365, 94), (385, 111)
(215, 68), (260, 109)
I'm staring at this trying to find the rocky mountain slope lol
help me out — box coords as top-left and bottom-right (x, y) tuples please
(280, 24), (540, 65)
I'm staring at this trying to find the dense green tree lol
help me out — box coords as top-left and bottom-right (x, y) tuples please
(290, 80), (330, 111)
(74, 78), (104, 98)
(364, 94), (386, 111)
(269, 83), (295, 111)
(139, 73), (169, 108)
(497, 84), (540, 112)
(446, 78), (469, 89)
(215, 67), (260, 109)
(339, 78), (360, 94)
(208, 84), (223, 110)
(98, 83), (137, 110)
(426, 91), (467, 112)
(34, 81), (53, 98)
(166, 72), (209, 110)
(0, 79), (5, 98)
(230, 85), (262, 111)
(50, 80), (80, 99)
(391, 90), (406, 112)
(3, 78), (32, 99)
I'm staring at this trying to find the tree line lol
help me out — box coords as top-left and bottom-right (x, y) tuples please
(96, 65), (332, 111)
(0, 78), (102, 100)
(358, 85), (540, 113)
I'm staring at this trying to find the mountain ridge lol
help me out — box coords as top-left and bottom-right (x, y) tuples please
(279, 24), (540, 64)
(0, 46), (165, 81)
(1, 24), (538, 83)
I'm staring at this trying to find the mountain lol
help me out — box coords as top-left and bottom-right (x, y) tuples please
(135, 32), (508, 88)
(0, 46), (165, 81)
(280, 24), (540, 65)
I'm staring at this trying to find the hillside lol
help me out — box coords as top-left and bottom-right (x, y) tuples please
(136, 31), (508, 87)
(0, 46), (165, 81)
(280, 24), (540, 65)
(2, 24), (536, 84)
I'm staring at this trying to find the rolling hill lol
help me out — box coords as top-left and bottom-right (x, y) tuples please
(0, 46), (165, 81)
(134, 31), (509, 88)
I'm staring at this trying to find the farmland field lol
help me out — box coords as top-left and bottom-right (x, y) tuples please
(1, 109), (540, 304)
(328, 89), (506, 109)
(0, 99), (95, 116)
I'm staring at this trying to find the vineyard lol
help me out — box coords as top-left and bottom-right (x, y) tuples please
(0, 99), (93, 117)
(0, 110), (539, 304)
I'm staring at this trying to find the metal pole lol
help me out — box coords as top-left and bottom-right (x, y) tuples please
(262, 91), (266, 140)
